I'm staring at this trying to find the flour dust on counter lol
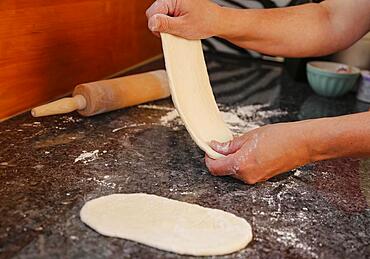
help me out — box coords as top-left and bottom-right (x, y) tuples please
(74, 150), (99, 164)
(118, 102), (287, 135)
(137, 104), (174, 111)
(80, 193), (253, 256)
(159, 110), (182, 126)
(111, 123), (147, 133)
(155, 103), (287, 134)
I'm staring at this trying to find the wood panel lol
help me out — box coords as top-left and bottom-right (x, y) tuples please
(0, 0), (161, 120)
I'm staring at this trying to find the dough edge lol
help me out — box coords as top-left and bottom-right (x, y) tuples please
(80, 193), (253, 256)
(161, 33), (233, 160)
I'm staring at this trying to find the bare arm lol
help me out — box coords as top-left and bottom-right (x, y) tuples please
(147, 0), (370, 57)
(304, 112), (370, 160)
(218, 0), (370, 57)
(205, 112), (370, 184)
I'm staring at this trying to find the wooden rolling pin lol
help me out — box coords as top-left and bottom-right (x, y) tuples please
(31, 70), (170, 117)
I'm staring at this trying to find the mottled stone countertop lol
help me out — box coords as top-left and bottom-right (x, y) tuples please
(1, 53), (369, 259)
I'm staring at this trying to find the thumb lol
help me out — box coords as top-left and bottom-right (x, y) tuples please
(148, 14), (179, 34)
(205, 151), (241, 176)
(209, 135), (249, 156)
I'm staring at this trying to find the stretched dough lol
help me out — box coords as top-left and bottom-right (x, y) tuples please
(161, 33), (233, 159)
(80, 194), (253, 256)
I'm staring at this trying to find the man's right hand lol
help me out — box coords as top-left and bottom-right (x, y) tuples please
(146, 0), (222, 39)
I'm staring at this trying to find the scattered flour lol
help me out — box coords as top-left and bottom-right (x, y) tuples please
(138, 104), (173, 111)
(294, 169), (304, 177)
(236, 105), (265, 118)
(250, 180), (318, 258)
(112, 123), (146, 133)
(112, 127), (125, 133)
(74, 150), (99, 164)
(86, 176), (116, 189)
(92, 176), (116, 189)
(158, 104), (287, 133)
(271, 228), (317, 258)
(220, 112), (246, 127)
(21, 123), (40, 128)
(70, 235), (79, 241)
(160, 110), (182, 125)
(62, 116), (82, 123)
(112, 104), (287, 134)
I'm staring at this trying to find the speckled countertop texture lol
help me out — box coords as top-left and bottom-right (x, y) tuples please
(0, 53), (369, 259)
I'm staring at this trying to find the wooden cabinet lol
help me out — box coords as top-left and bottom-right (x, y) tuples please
(0, 0), (162, 120)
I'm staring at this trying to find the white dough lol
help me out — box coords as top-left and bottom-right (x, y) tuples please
(80, 193), (253, 256)
(161, 33), (233, 159)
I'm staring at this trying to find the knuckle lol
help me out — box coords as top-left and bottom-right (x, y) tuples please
(148, 17), (156, 31)
(159, 17), (169, 31)
(158, 0), (167, 7)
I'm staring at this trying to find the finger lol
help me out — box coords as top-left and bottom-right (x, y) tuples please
(148, 14), (181, 34)
(209, 141), (231, 156)
(205, 152), (241, 176)
(152, 31), (161, 38)
(146, 0), (170, 19)
(209, 135), (249, 156)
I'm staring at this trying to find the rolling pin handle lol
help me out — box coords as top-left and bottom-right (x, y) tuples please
(31, 95), (87, 117)
(74, 95), (87, 110)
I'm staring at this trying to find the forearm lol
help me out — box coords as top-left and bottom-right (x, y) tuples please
(301, 112), (370, 162)
(215, 1), (370, 57)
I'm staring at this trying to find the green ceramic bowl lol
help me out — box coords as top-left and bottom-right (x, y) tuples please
(307, 61), (360, 97)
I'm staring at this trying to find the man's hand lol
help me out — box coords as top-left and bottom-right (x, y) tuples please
(205, 123), (311, 184)
(146, 0), (222, 39)
(146, 0), (370, 57)
(205, 112), (370, 184)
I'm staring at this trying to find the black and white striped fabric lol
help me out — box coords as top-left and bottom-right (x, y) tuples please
(213, 0), (310, 8)
(205, 52), (283, 106)
(203, 0), (312, 56)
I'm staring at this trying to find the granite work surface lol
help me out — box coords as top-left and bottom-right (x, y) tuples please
(0, 53), (370, 259)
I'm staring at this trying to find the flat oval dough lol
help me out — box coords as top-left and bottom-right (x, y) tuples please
(161, 33), (233, 159)
(80, 193), (253, 256)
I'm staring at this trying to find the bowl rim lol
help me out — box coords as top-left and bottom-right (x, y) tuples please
(307, 61), (361, 75)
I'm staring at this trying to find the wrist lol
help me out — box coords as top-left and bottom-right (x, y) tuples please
(299, 118), (341, 162)
(211, 6), (228, 38)
(286, 121), (316, 165)
(214, 7), (256, 41)
(213, 7), (240, 39)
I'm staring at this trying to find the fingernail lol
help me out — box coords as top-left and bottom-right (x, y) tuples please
(211, 141), (230, 153)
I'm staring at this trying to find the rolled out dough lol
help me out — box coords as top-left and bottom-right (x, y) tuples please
(161, 33), (233, 159)
(80, 193), (253, 256)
